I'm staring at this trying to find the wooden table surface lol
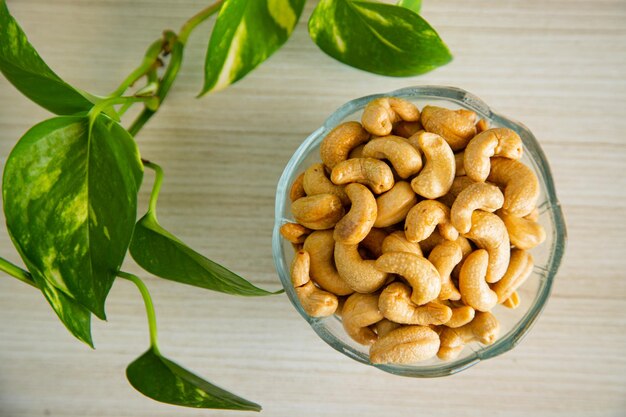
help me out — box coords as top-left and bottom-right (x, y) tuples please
(1, 0), (625, 416)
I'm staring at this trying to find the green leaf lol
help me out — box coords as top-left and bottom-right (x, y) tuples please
(0, 0), (94, 114)
(308, 0), (452, 77)
(397, 0), (421, 14)
(201, 0), (306, 94)
(2, 115), (143, 319)
(127, 347), (261, 411)
(129, 212), (275, 296)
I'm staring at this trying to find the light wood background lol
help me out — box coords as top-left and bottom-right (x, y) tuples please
(1, 0), (625, 416)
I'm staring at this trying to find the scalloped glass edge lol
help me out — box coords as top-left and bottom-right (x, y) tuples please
(272, 85), (567, 378)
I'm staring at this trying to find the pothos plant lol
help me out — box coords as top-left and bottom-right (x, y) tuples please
(0, 0), (450, 411)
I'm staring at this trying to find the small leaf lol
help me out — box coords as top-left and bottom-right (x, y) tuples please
(127, 347), (261, 411)
(0, 0), (94, 114)
(130, 212), (275, 296)
(308, 0), (452, 77)
(201, 0), (306, 95)
(3, 115), (143, 319)
(397, 0), (421, 14)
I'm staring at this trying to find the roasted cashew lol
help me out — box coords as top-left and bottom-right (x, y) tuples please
(405, 200), (459, 243)
(437, 311), (500, 359)
(502, 291), (520, 309)
(295, 281), (338, 318)
(303, 163), (348, 205)
(435, 327), (464, 360)
(393, 121), (422, 138)
(334, 183), (377, 244)
(348, 144), (365, 159)
(375, 252), (441, 305)
(464, 128), (523, 182)
(362, 136), (422, 179)
(320, 121), (370, 169)
(361, 97), (420, 136)
(292, 194), (345, 230)
(451, 182), (504, 234)
(379, 282), (452, 325)
(428, 240), (463, 301)
(289, 172), (306, 202)
(331, 158), (394, 194)
(303, 231), (353, 296)
(341, 293), (383, 345)
(290, 250), (311, 287)
(374, 181), (418, 228)
(374, 319), (401, 337)
(459, 249), (498, 312)
(335, 242), (388, 293)
(525, 207), (539, 222)
(451, 235), (474, 279)
(498, 210), (546, 250)
(464, 211), (510, 283)
(420, 105), (477, 151)
(444, 304), (475, 328)
(419, 229), (445, 255)
(280, 222), (311, 244)
(491, 248), (534, 304)
(360, 228), (387, 259)
(410, 132), (455, 199)
(476, 118), (489, 133)
(488, 157), (540, 217)
(370, 326), (440, 364)
(381, 230), (423, 256)
(439, 175), (478, 207)
(454, 152), (466, 176)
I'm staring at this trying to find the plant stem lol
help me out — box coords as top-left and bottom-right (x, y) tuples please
(89, 96), (156, 125)
(118, 271), (160, 355)
(142, 160), (164, 215)
(178, 0), (224, 45)
(0, 257), (37, 289)
(109, 39), (163, 98)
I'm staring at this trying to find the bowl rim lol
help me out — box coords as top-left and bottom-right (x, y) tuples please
(272, 85), (567, 377)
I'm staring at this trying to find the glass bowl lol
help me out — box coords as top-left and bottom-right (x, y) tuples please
(272, 85), (567, 377)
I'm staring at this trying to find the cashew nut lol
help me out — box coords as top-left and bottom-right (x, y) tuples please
(525, 207), (540, 222)
(393, 121), (422, 138)
(420, 105), (477, 151)
(295, 280), (338, 318)
(362, 136), (422, 179)
(290, 172), (306, 202)
(437, 311), (500, 359)
(410, 132), (455, 199)
(370, 325), (440, 364)
(292, 194), (345, 230)
(444, 303), (475, 328)
(464, 128), (524, 182)
(360, 228), (387, 259)
(280, 222), (311, 244)
(375, 252), (441, 305)
(303, 163), (348, 205)
(464, 211), (510, 283)
(498, 210), (546, 250)
(330, 158), (394, 194)
(439, 175), (478, 207)
(335, 242), (388, 293)
(502, 291), (520, 309)
(290, 250), (311, 287)
(379, 282), (452, 325)
(303, 231), (353, 296)
(454, 152), (466, 176)
(435, 327), (464, 360)
(381, 230), (423, 256)
(451, 182), (504, 234)
(374, 181), (418, 228)
(487, 157), (540, 217)
(334, 183), (377, 244)
(428, 240), (463, 301)
(320, 121), (370, 169)
(405, 200), (459, 243)
(459, 249), (498, 312)
(361, 97), (420, 136)
(348, 144), (365, 159)
(341, 293), (383, 345)
(476, 118), (489, 133)
(374, 319), (401, 337)
(451, 235), (474, 279)
(419, 229), (445, 255)
(491, 248), (534, 304)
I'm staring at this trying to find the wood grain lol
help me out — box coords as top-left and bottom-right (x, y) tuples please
(1, 0), (625, 416)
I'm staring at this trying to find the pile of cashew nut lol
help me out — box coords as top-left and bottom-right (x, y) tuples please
(280, 97), (546, 365)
